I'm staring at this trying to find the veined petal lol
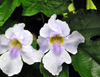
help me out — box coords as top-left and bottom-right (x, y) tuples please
(37, 36), (49, 53)
(21, 46), (43, 65)
(43, 47), (71, 76)
(0, 51), (23, 76)
(56, 19), (70, 36)
(64, 31), (85, 54)
(5, 27), (14, 39)
(48, 14), (62, 34)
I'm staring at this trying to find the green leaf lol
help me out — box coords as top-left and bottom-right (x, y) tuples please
(31, 40), (37, 49)
(20, 0), (71, 17)
(65, 9), (100, 77)
(72, 48), (100, 77)
(40, 63), (69, 77)
(0, 0), (21, 26)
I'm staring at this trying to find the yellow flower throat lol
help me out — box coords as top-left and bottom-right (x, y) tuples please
(50, 35), (64, 45)
(10, 39), (22, 50)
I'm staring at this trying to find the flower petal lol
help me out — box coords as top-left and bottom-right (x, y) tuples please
(0, 45), (9, 54)
(21, 46), (43, 65)
(56, 19), (70, 36)
(48, 14), (62, 34)
(0, 35), (9, 54)
(14, 23), (25, 38)
(13, 23), (25, 42)
(5, 27), (14, 39)
(22, 30), (33, 45)
(40, 24), (58, 38)
(37, 36), (49, 53)
(40, 24), (50, 37)
(0, 51), (23, 76)
(0, 35), (10, 45)
(43, 47), (71, 75)
(64, 31), (85, 54)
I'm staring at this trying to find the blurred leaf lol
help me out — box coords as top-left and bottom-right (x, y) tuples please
(20, 0), (71, 17)
(87, 0), (97, 10)
(40, 63), (69, 77)
(65, 9), (100, 77)
(0, 0), (21, 26)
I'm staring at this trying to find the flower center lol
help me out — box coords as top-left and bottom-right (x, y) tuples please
(10, 39), (22, 50)
(50, 35), (64, 45)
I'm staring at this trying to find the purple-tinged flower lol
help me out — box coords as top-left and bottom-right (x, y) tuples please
(0, 23), (43, 76)
(37, 14), (85, 75)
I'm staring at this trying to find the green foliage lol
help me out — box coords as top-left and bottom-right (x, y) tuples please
(20, 0), (71, 17)
(0, 0), (20, 26)
(65, 9), (100, 77)
(0, 19), (18, 34)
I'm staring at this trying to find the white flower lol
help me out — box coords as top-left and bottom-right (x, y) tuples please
(0, 23), (43, 76)
(37, 14), (85, 76)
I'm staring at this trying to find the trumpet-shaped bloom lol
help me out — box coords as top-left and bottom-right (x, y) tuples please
(37, 14), (85, 75)
(0, 23), (43, 76)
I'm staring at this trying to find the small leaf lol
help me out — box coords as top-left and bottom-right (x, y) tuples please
(87, 0), (97, 10)
(68, 3), (75, 12)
